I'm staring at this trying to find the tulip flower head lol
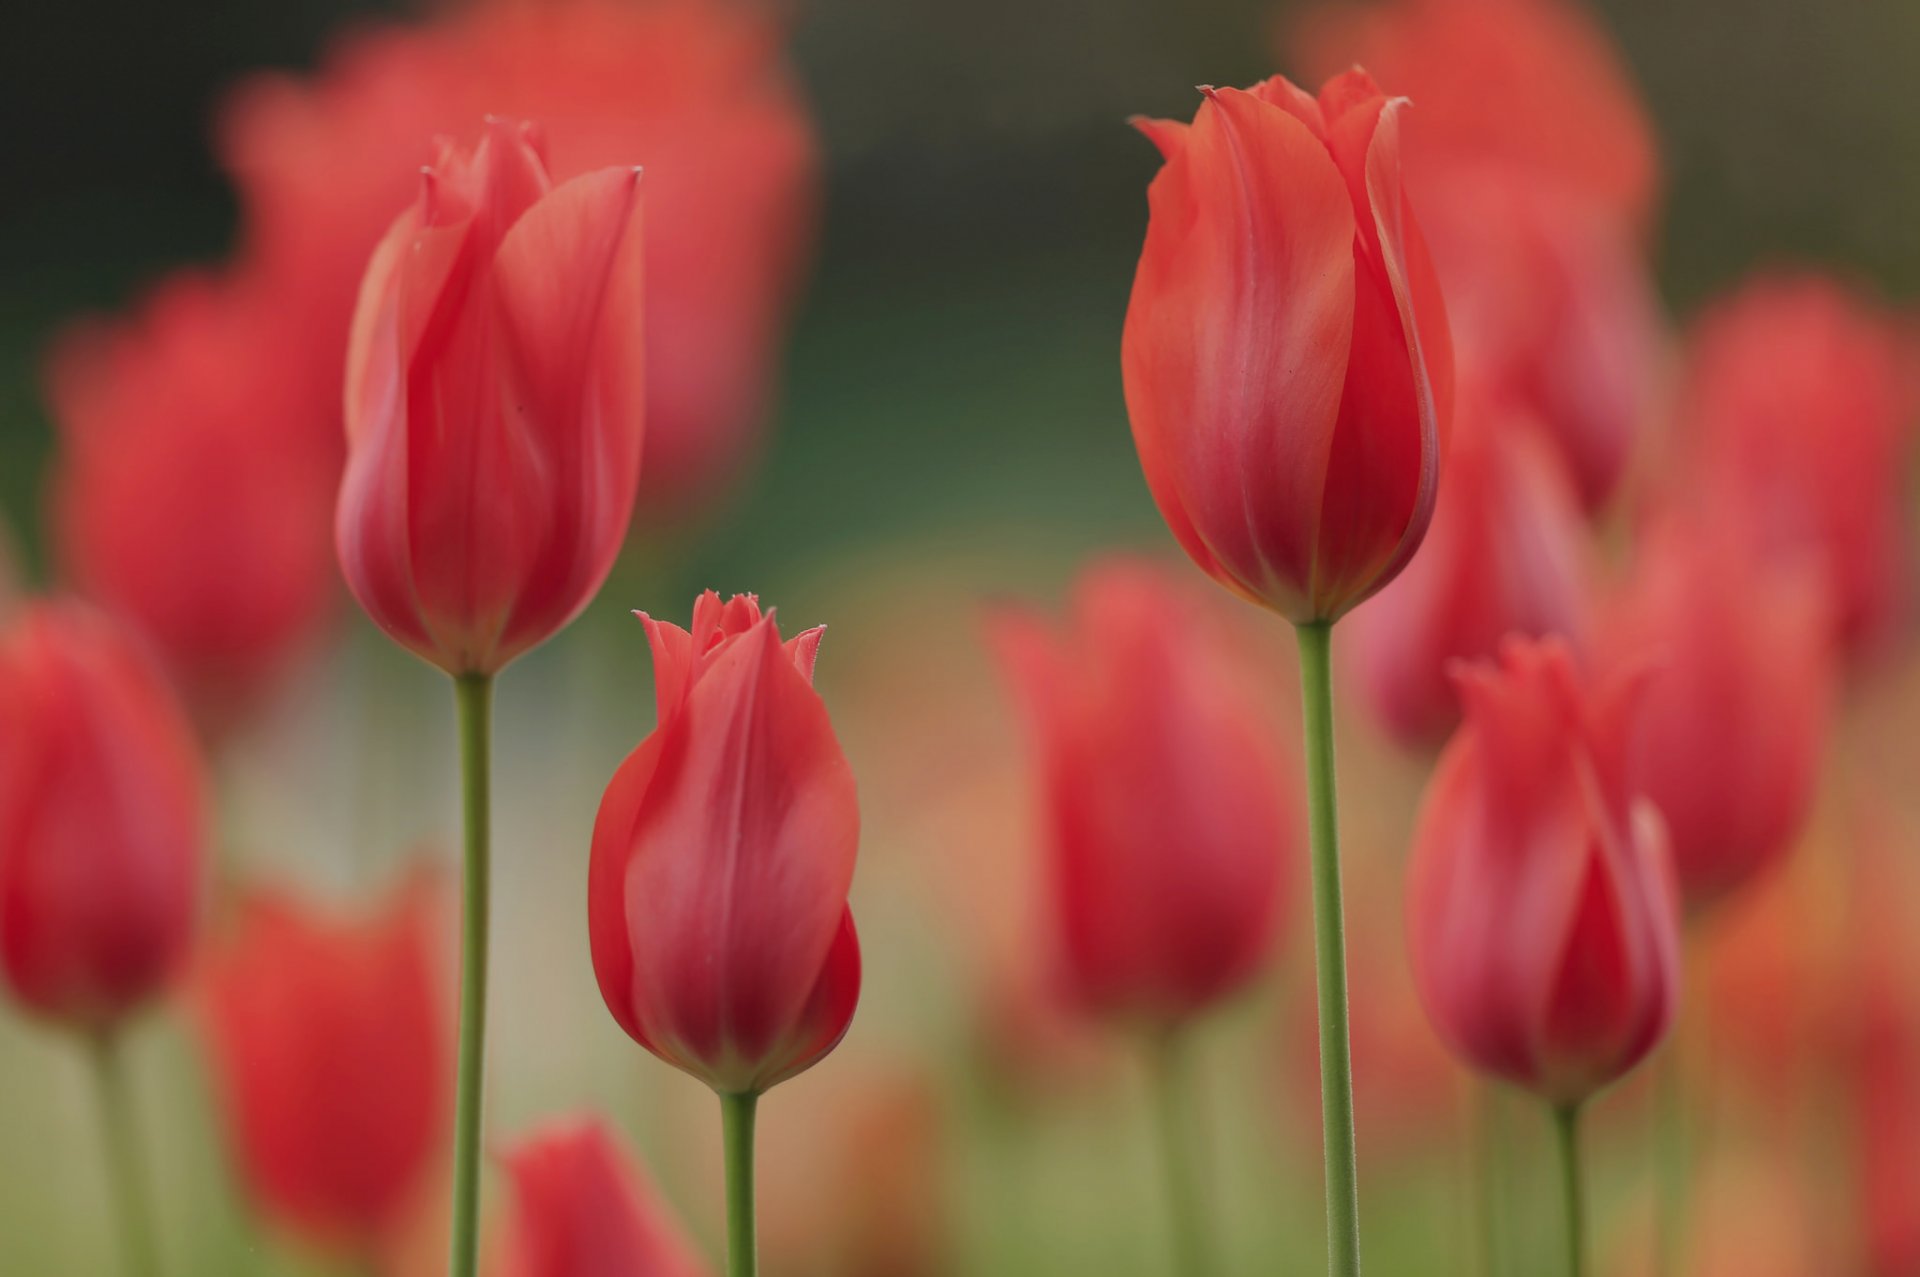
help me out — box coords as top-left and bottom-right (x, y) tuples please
(336, 116), (645, 676)
(0, 601), (206, 1029)
(1408, 637), (1680, 1104)
(1123, 69), (1453, 624)
(589, 593), (860, 1097)
(991, 559), (1297, 1029)
(198, 875), (447, 1259)
(496, 1118), (710, 1277)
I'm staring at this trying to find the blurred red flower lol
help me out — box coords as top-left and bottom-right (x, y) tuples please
(43, 270), (339, 736)
(1408, 637), (1680, 1105)
(1123, 70), (1453, 623)
(335, 118), (645, 677)
(221, 0), (819, 517)
(991, 558), (1298, 1029)
(589, 593), (860, 1096)
(495, 1117), (709, 1277)
(0, 601), (206, 1029)
(197, 873), (447, 1261)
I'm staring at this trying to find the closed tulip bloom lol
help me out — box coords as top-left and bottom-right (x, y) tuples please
(496, 1118), (710, 1277)
(589, 593), (860, 1096)
(1408, 637), (1680, 1104)
(1345, 393), (1594, 747)
(1123, 70), (1453, 624)
(198, 876), (447, 1258)
(1601, 516), (1835, 912)
(336, 117), (644, 676)
(991, 559), (1297, 1027)
(0, 601), (206, 1028)
(44, 270), (339, 733)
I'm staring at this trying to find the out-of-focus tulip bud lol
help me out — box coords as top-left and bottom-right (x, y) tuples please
(1407, 636), (1680, 1104)
(1123, 70), (1453, 624)
(0, 601), (206, 1028)
(1345, 393), (1594, 747)
(220, 0), (818, 517)
(495, 1117), (710, 1277)
(1674, 274), (1919, 658)
(198, 874), (447, 1260)
(1601, 515), (1835, 912)
(1291, 0), (1666, 512)
(589, 593), (860, 1096)
(990, 558), (1297, 1029)
(43, 271), (339, 735)
(336, 118), (644, 676)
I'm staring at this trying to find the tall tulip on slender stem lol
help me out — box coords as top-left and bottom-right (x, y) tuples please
(334, 118), (645, 1277)
(1123, 68), (1452, 1275)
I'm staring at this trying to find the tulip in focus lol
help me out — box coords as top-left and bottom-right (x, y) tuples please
(590, 592), (860, 1097)
(44, 270), (340, 735)
(1601, 515), (1835, 912)
(1345, 393), (1594, 747)
(496, 1118), (710, 1277)
(198, 874), (447, 1261)
(991, 558), (1296, 1027)
(1123, 69), (1453, 624)
(336, 117), (644, 677)
(1408, 636), (1680, 1105)
(0, 601), (206, 1028)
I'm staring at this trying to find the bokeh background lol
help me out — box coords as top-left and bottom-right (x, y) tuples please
(1, 0), (1917, 1273)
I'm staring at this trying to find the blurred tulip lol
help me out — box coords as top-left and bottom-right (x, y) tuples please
(0, 601), (205, 1028)
(198, 874), (446, 1260)
(1601, 515), (1835, 912)
(335, 117), (644, 677)
(1408, 636), (1680, 1104)
(1672, 273), (1919, 658)
(589, 592), (860, 1096)
(496, 1118), (709, 1277)
(1292, 0), (1666, 511)
(991, 558), (1297, 1029)
(43, 270), (339, 736)
(1123, 70), (1453, 623)
(1345, 394), (1595, 747)
(221, 0), (818, 516)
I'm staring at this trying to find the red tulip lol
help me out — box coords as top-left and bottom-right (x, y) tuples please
(1122, 69), (1453, 624)
(1345, 393), (1594, 747)
(1673, 274), (1919, 657)
(589, 592), (860, 1096)
(496, 1118), (709, 1277)
(198, 874), (447, 1259)
(220, 0), (817, 516)
(43, 270), (339, 734)
(0, 601), (206, 1028)
(1407, 636), (1680, 1104)
(991, 558), (1297, 1028)
(1601, 515), (1835, 912)
(336, 117), (644, 677)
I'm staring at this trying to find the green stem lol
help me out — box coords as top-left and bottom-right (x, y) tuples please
(1294, 620), (1361, 1276)
(1146, 1033), (1216, 1277)
(721, 1092), (759, 1277)
(1552, 1104), (1586, 1277)
(448, 673), (494, 1277)
(1473, 1084), (1509, 1277)
(90, 1032), (160, 1277)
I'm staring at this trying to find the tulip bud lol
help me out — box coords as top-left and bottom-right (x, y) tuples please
(496, 1118), (710, 1277)
(991, 558), (1297, 1029)
(589, 593), (860, 1096)
(1345, 395), (1594, 747)
(1601, 515), (1835, 912)
(336, 117), (644, 676)
(1123, 69), (1453, 624)
(0, 601), (206, 1029)
(1407, 636), (1680, 1104)
(197, 875), (447, 1259)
